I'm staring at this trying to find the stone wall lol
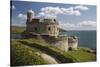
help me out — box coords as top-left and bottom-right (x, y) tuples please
(41, 35), (68, 51)
(68, 36), (78, 50)
(53, 37), (68, 51)
(26, 20), (59, 37)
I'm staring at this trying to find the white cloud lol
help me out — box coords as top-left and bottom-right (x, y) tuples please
(41, 7), (63, 15)
(74, 5), (89, 11)
(59, 23), (76, 28)
(59, 21), (96, 30)
(28, 9), (35, 14)
(17, 13), (27, 20)
(28, 9), (34, 13)
(37, 12), (57, 19)
(11, 18), (26, 26)
(37, 7), (63, 19)
(61, 7), (81, 16)
(37, 5), (89, 18)
(17, 9), (35, 20)
(12, 5), (16, 10)
(78, 21), (96, 27)
(38, 5), (89, 18)
(14, 9), (35, 26)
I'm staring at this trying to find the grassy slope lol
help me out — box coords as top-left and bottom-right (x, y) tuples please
(11, 26), (25, 33)
(11, 26), (96, 66)
(11, 38), (96, 66)
(11, 39), (48, 66)
(20, 39), (96, 62)
(66, 48), (96, 62)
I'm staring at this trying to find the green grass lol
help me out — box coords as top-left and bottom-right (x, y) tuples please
(11, 38), (96, 66)
(11, 39), (48, 66)
(65, 49), (96, 62)
(11, 26), (25, 33)
(19, 39), (74, 63)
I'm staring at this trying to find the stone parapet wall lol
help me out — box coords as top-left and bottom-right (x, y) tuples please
(41, 35), (68, 51)
(53, 37), (68, 51)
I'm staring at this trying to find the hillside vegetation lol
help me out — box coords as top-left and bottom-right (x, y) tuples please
(11, 26), (25, 33)
(11, 38), (96, 66)
(11, 26), (96, 66)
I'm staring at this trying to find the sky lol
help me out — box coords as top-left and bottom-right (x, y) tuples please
(11, 1), (97, 30)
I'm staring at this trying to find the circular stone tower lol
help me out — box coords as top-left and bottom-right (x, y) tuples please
(27, 10), (34, 22)
(68, 36), (78, 50)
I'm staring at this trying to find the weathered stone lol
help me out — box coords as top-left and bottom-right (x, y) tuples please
(26, 11), (78, 51)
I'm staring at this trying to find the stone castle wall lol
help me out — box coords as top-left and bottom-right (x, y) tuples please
(26, 10), (78, 51)
(53, 36), (68, 51)
(40, 35), (68, 51)
(26, 19), (59, 37)
(68, 36), (78, 50)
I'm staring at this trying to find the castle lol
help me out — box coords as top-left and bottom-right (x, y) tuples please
(26, 10), (78, 51)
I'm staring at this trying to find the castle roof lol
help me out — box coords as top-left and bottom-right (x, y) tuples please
(43, 19), (59, 24)
(30, 18), (59, 25)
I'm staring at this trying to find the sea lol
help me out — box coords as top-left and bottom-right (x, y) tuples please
(62, 31), (96, 49)
(12, 30), (96, 49)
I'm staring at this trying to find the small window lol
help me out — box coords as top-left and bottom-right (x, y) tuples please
(54, 19), (56, 22)
(48, 27), (51, 31)
(34, 27), (37, 31)
(69, 47), (72, 51)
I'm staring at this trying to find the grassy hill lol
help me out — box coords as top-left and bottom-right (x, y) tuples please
(11, 26), (96, 66)
(11, 26), (25, 33)
(11, 38), (96, 66)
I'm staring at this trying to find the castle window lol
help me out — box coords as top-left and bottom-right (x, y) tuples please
(69, 47), (72, 51)
(48, 27), (51, 31)
(34, 27), (37, 31)
(54, 19), (56, 22)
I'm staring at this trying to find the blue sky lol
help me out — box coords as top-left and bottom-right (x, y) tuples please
(11, 1), (96, 30)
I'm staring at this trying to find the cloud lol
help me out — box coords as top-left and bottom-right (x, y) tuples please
(37, 12), (57, 19)
(17, 13), (27, 20)
(61, 7), (81, 16)
(59, 21), (96, 30)
(59, 23), (76, 28)
(37, 5), (88, 18)
(11, 17), (26, 26)
(74, 5), (89, 11)
(28, 9), (35, 14)
(14, 9), (35, 26)
(41, 7), (63, 15)
(37, 7), (62, 19)
(17, 9), (35, 20)
(12, 5), (16, 10)
(78, 21), (96, 27)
